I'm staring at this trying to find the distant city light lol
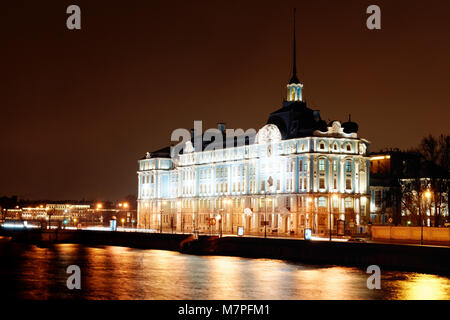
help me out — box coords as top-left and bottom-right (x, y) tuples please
(370, 155), (391, 161)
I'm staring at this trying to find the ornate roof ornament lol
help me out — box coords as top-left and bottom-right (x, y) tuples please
(314, 120), (358, 138)
(256, 124), (282, 144)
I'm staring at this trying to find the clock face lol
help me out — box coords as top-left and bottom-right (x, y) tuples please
(257, 124), (282, 144)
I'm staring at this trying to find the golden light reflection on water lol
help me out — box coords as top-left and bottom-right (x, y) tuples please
(1, 242), (449, 300)
(385, 273), (450, 300)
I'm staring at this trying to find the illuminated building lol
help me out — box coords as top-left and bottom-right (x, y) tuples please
(369, 151), (448, 226)
(137, 17), (371, 237)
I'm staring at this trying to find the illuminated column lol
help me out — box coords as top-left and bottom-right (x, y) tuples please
(354, 159), (360, 194)
(340, 157), (345, 193)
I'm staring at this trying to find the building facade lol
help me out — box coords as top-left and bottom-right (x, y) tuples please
(369, 151), (449, 226)
(137, 22), (371, 237)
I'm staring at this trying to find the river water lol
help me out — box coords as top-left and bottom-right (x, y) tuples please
(0, 238), (449, 300)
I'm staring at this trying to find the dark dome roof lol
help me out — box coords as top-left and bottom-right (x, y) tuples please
(342, 115), (359, 134)
(314, 120), (328, 132)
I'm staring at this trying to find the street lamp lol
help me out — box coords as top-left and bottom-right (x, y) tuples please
(121, 218), (125, 229)
(307, 197), (313, 235)
(330, 194), (338, 241)
(160, 209), (164, 233)
(264, 194), (268, 238)
(216, 213), (223, 238)
(176, 200), (182, 234)
(224, 199), (232, 234)
(420, 190), (432, 245)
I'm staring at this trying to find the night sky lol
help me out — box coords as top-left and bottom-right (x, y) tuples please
(1, 0), (449, 201)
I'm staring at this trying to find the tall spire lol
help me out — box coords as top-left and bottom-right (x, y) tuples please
(290, 8), (298, 83)
(286, 8), (303, 102)
(289, 8), (300, 84)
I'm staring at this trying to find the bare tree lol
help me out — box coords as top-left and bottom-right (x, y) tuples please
(419, 134), (449, 226)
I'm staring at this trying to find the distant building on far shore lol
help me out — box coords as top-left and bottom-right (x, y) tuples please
(369, 150), (449, 226)
(2, 202), (137, 229)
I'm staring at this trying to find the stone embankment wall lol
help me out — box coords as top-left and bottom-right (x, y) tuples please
(371, 226), (450, 243)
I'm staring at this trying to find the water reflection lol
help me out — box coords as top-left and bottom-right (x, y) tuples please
(0, 241), (449, 300)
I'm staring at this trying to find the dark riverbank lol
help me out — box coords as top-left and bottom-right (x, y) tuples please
(1, 228), (449, 275)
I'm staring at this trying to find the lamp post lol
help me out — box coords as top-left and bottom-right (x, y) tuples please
(421, 190), (432, 245)
(264, 177), (274, 238)
(217, 211), (223, 238)
(307, 196), (313, 236)
(264, 193), (267, 238)
(160, 209), (163, 233)
(224, 199), (232, 234)
(330, 194), (338, 241)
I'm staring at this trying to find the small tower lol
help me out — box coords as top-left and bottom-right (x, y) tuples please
(286, 8), (303, 102)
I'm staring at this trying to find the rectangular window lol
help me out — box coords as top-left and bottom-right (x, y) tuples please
(375, 191), (382, 207)
(319, 177), (325, 189)
(318, 197), (327, 207)
(319, 159), (325, 171)
(345, 198), (353, 208)
(346, 178), (352, 190)
(299, 160), (303, 172)
(346, 160), (352, 172)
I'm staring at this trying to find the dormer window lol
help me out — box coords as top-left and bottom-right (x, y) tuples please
(319, 142), (325, 150)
